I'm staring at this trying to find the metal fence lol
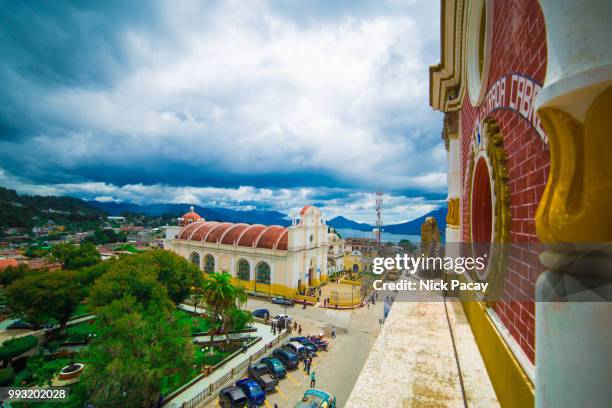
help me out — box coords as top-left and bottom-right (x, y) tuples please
(180, 332), (289, 408)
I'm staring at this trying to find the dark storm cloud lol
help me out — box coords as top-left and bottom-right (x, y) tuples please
(0, 0), (445, 218)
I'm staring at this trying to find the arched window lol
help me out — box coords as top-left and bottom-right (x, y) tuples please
(204, 254), (215, 273)
(189, 252), (200, 269)
(256, 262), (271, 284)
(237, 259), (250, 281)
(309, 234), (314, 243)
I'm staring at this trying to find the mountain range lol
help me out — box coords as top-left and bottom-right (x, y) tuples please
(87, 201), (292, 226)
(327, 206), (447, 235)
(89, 200), (447, 235)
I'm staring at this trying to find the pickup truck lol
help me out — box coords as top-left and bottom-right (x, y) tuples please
(260, 357), (287, 378)
(248, 363), (279, 391)
(219, 386), (248, 408)
(290, 337), (319, 354)
(273, 347), (299, 369)
(236, 378), (265, 407)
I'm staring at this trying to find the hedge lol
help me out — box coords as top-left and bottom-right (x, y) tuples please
(0, 335), (38, 361)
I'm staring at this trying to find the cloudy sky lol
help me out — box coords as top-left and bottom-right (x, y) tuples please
(0, 0), (444, 223)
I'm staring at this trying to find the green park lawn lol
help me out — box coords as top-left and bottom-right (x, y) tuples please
(64, 321), (96, 343)
(174, 310), (217, 335)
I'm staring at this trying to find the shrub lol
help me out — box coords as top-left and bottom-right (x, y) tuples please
(0, 367), (15, 386)
(13, 368), (32, 385)
(0, 335), (38, 362)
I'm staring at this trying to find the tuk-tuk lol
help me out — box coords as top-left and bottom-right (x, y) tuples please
(294, 388), (336, 408)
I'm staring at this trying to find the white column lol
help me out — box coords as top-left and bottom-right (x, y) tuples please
(535, 1), (612, 407)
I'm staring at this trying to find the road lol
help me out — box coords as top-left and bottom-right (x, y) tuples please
(206, 295), (385, 408)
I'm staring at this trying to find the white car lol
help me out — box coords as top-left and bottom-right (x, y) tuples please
(271, 314), (293, 327)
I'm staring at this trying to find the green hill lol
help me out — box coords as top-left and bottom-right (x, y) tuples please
(0, 187), (105, 230)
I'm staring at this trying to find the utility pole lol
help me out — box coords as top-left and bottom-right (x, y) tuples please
(375, 192), (383, 255)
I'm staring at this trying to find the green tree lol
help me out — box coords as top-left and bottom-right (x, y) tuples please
(0, 264), (29, 286)
(140, 250), (202, 304)
(88, 257), (171, 312)
(398, 239), (417, 254)
(51, 242), (101, 270)
(6, 270), (83, 334)
(88, 251), (200, 308)
(81, 296), (194, 407)
(84, 229), (128, 245)
(229, 306), (254, 332)
(201, 272), (246, 343)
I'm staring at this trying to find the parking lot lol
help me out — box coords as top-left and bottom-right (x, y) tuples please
(206, 295), (385, 407)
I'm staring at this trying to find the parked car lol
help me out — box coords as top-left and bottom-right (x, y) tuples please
(271, 314), (292, 329)
(7, 320), (37, 330)
(271, 297), (294, 306)
(284, 341), (309, 360)
(294, 389), (336, 408)
(248, 363), (279, 391)
(236, 378), (265, 407)
(290, 337), (318, 354)
(260, 357), (287, 378)
(219, 386), (249, 408)
(306, 336), (328, 351)
(252, 309), (270, 319)
(273, 347), (299, 369)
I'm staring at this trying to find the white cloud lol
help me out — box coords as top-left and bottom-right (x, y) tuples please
(2, 0), (443, 193)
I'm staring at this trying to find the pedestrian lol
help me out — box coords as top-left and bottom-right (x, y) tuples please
(331, 327), (336, 339)
(298, 325), (302, 335)
(319, 289), (322, 297)
(294, 321), (297, 331)
(306, 358), (311, 374)
(274, 404), (278, 408)
(310, 372), (316, 388)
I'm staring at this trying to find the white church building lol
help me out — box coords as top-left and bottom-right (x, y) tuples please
(164, 205), (329, 298)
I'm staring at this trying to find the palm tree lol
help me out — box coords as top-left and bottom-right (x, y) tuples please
(201, 272), (246, 344)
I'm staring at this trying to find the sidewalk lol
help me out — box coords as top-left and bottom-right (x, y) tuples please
(345, 293), (499, 407)
(164, 315), (280, 408)
(0, 314), (96, 343)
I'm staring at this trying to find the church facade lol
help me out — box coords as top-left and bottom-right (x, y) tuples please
(430, 0), (611, 407)
(165, 205), (329, 298)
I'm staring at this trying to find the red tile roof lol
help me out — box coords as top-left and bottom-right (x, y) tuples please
(176, 221), (289, 250)
(0, 258), (18, 270)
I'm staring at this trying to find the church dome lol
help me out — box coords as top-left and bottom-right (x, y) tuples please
(179, 205), (203, 226)
(300, 205), (322, 216)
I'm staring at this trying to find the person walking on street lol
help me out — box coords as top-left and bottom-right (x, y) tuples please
(294, 321), (297, 331)
(310, 372), (316, 388)
(306, 358), (311, 374)
(331, 327), (336, 339)
(298, 325), (302, 335)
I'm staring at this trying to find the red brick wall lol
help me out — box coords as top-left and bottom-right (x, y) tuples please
(459, 0), (548, 363)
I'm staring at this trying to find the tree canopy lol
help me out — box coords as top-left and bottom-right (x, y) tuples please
(80, 296), (194, 407)
(0, 264), (29, 286)
(5, 270), (83, 331)
(84, 229), (127, 245)
(88, 250), (201, 308)
(51, 242), (101, 270)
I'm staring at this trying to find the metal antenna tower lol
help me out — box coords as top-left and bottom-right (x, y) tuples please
(375, 192), (383, 253)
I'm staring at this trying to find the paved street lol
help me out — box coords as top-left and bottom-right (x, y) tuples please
(205, 295), (385, 407)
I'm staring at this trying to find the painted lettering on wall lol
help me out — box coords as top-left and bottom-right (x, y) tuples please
(477, 73), (547, 144)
